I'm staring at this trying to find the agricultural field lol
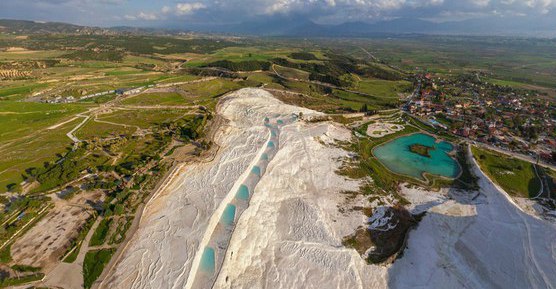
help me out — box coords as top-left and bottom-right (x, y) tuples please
(338, 37), (556, 93)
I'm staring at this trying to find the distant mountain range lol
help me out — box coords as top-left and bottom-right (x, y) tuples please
(191, 15), (556, 37)
(1, 17), (555, 37)
(0, 19), (109, 34)
(0, 19), (180, 36)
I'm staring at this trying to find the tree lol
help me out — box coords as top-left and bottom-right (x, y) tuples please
(6, 183), (18, 192)
(360, 104), (368, 113)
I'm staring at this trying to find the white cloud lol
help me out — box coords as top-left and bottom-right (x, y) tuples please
(137, 11), (158, 20)
(123, 11), (158, 21)
(7, 0), (556, 26)
(471, 0), (491, 7)
(123, 2), (208, 21)
(176, 2), (207, 15)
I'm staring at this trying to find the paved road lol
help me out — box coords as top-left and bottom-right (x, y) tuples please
(471, 141), (556, 171)
(66, 114), (89, 143)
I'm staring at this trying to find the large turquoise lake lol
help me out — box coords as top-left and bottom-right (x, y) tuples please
(373, 133), (460, 180)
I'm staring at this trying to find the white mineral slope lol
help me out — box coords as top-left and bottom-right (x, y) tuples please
(214, 111), (388, 289)
(101, 88), (318, 289)
(390, 149), (556, 289)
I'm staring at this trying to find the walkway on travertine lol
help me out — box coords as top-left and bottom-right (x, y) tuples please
(185, 115), (293, 289)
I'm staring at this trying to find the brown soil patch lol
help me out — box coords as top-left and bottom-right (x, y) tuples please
(10, 191), (104, 271)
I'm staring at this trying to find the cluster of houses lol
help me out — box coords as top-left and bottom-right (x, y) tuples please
(405, 72), (556, 163)
(43, 95), (76, 103)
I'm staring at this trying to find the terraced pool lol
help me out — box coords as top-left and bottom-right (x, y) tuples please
(200, 247), (215, 274)
(221, 204), (236, 226)
(236, 185), (249, 200)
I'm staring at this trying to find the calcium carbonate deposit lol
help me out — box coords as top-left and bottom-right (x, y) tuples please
(100, 88), (556, 289)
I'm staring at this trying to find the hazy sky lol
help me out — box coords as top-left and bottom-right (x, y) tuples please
(1, 0), (556, 26)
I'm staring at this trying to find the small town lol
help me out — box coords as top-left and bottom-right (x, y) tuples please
(405, 72), (556, 164)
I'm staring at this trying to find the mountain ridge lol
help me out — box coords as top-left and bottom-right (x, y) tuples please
(1, 17), (554, 37)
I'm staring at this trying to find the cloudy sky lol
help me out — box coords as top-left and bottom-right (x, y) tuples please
(1, 0), (556, 27)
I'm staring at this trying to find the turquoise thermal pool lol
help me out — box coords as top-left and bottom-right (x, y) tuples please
(373, 133), (460, 180)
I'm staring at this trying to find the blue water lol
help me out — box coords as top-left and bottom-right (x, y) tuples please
(373, 133), (460, 180)
(221, 204), (236, 226)
(200, 247), (215, 274)
(236, 184), (249, 200)
(261, 153), (268, 161)
(267, 141), (275, 148)
(251, 166), (261, 176)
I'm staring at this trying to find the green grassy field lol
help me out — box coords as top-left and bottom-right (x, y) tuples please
(104, 68), (147, 76)
(246, 72), (276, 84)
(353, 79), (412, 98)
(0, 101), (88, 142)
(121, 92), (187, 106)
(155, 74), (201, 84)
(89, 218), (112, 246)
(0, 50), (67, 60)
(183, 46), (293, 67)
(274, 65), (310, 80)
(98, 109), (191, 129)
(83, 249), (115, 289)
(75, 120), (136, 140)
(0, 83), (49, 100)
(472, 146), (541, 198)
(0, 112), (85, 192)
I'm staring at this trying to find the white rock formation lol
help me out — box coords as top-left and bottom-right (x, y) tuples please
(102, 88), (556, 289)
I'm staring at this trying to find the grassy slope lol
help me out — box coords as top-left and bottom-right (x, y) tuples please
(472, 146), (541, 198)
(121, 92), (187, 106)
(99, 109), (190, 129)
(0, 115), (83, 192)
